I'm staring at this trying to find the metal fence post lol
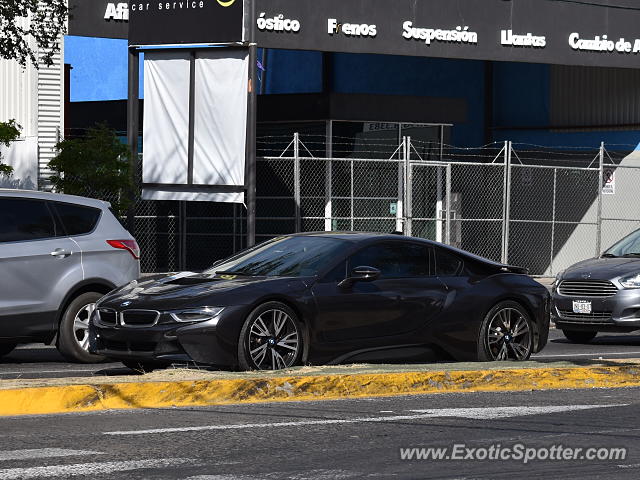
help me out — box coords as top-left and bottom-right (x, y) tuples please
(324, 120), (333, 231)
(445, 163), (452, 245)
(179, 201), (187, 271)
(294, 132), (301, 233)
(399, 136), (408, 234)
(501, 141), (512, 264)
(550, 168), (557, 275)
(596, 141), (604, 256)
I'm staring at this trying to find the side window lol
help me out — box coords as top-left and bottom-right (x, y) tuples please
(52, 202), (101, 236)
(0, 198), (55, 242)
(321, 260), (347, 283)
(349, 242), (428, 279)
(435, 248), (463, 276)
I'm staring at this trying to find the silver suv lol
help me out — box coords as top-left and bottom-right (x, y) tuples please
(0, 189), (140, 362)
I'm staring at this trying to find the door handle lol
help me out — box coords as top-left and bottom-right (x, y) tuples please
(50, 248), (72, 258)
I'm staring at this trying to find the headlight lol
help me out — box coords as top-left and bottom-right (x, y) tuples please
(552, 270), (565, 290)
(170, 307), (225, 323)
(620, 274), (640, 289)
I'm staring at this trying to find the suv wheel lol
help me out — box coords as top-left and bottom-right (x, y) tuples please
(58, 292), (106, 363)
(562, 330), (597, 343)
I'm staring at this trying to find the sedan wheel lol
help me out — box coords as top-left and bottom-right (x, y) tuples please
(239, 302), (303, 371)
(479, 301), (533, 361)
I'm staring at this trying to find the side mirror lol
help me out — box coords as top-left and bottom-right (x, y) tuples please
(338, 266), (380, 288)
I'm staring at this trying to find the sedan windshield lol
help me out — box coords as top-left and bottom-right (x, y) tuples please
(205, 236), (346, 277)
(604, 229), (640, 257)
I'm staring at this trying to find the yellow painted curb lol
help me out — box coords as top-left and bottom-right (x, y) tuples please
(2, 365), (640, 416)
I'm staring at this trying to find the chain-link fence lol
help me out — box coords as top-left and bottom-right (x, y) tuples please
(46, 135), (639, 276)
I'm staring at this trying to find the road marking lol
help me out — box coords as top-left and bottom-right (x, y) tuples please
(0, 458), (195, 479)
(534, 352), (640, 358)
(104, 404), (626, 436)
(405, 405), (627, 419)
(0, 449), (101, 462)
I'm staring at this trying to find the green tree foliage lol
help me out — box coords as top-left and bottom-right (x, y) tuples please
(0, 0), (68, 67)
(49, 125), (132, 214)
(0, 119), (21, 176)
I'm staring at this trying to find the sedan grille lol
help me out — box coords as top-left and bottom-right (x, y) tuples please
(557, 309), (613, 324)
(120, 310), (160, 327)
(97, 308), (117, 326)
(558, 280), (618, 298)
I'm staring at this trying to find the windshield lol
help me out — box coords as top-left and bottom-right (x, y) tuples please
(204, 236), (346, 277)
(604, 229), (640, 257)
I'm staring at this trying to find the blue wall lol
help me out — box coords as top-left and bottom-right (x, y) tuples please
(65, 37), (640, 150)
(492, 61), (640, 150)
(65, 36), (143, 101)
(262, 50), (486, 147)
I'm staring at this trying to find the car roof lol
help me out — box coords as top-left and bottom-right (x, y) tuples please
(291, 231), (527, 272)
(0, 189), (111, 209)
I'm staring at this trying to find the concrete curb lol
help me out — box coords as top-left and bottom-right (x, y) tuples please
(2, 364), (640, 416)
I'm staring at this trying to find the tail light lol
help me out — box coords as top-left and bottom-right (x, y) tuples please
(107, 239), (140, 260)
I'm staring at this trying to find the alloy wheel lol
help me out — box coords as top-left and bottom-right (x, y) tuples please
(248, 309), (300, 370)
(73, 303), (95, 352)
(485, 307), (531, 360)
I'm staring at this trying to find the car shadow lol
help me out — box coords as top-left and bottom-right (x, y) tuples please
(551, 334), (640, 346)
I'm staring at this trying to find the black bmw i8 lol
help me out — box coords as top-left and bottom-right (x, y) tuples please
(89, 232), (550, 371)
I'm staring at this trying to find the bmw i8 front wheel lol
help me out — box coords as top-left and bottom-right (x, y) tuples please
(238, 302), (303, 371)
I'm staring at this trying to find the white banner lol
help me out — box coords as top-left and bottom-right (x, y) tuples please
(141, 49), (247, 203)
(143, 51), (190, 186)
(193, 49), (248, 187)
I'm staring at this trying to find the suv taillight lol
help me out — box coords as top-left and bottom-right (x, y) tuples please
(107, 240), (140, 260)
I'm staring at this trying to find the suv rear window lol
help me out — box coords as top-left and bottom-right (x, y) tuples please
(51, 202), (101, 236)
(0, 198), (56, 242)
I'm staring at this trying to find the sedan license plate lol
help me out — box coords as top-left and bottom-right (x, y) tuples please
(573, 300), (592, 314)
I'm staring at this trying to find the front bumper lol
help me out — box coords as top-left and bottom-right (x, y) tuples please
(552, 287), (640, 332)
(89, 306), (247, 367)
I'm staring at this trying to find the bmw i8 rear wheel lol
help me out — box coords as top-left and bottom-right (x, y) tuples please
(479, 301), (533, 361)
(238, 302), (303, 371)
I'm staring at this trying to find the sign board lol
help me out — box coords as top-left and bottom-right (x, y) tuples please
(603, 168), (616, 195)
(128, 0), (246, 45)
(253, 0), (640, 69)
(68, 0), (129, 39)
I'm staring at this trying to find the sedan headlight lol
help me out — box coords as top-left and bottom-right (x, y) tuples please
(170, 307), (225, 323)
(552, 270), (565, 291)
(620, 274), (640, 289)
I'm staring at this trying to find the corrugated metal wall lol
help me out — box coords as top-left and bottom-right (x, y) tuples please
(37, 41), (64, 184)
(0, 18), (38, 138)
(551, 65), (640, 129)
(0, 32), (63, 188)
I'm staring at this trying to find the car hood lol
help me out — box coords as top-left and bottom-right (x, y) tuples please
(562, 257), (640, 280)
(99, 271), (312, 310)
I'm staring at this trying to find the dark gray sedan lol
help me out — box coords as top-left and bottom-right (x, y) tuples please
(552, 228), (640, 343)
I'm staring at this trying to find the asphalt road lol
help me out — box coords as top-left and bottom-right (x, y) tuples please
(2, 328), (640, 380)
(1, 387), (639, 479)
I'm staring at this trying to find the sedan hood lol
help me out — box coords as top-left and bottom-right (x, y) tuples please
(100, 271), (311, 310)
(563, 257), (640, 280)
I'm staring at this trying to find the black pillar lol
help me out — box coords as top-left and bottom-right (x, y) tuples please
(127, 47), (139, 235)
(246, 0), (257, 247)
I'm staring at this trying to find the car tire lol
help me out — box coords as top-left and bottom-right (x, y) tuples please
(562, 330), (597, 343)
(478, 301), (534, 361)
(122, 360), (169, 373)
(238, 301), (304, 371)
(57, 292), (106, 363)
(0, 343), (17, 358)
